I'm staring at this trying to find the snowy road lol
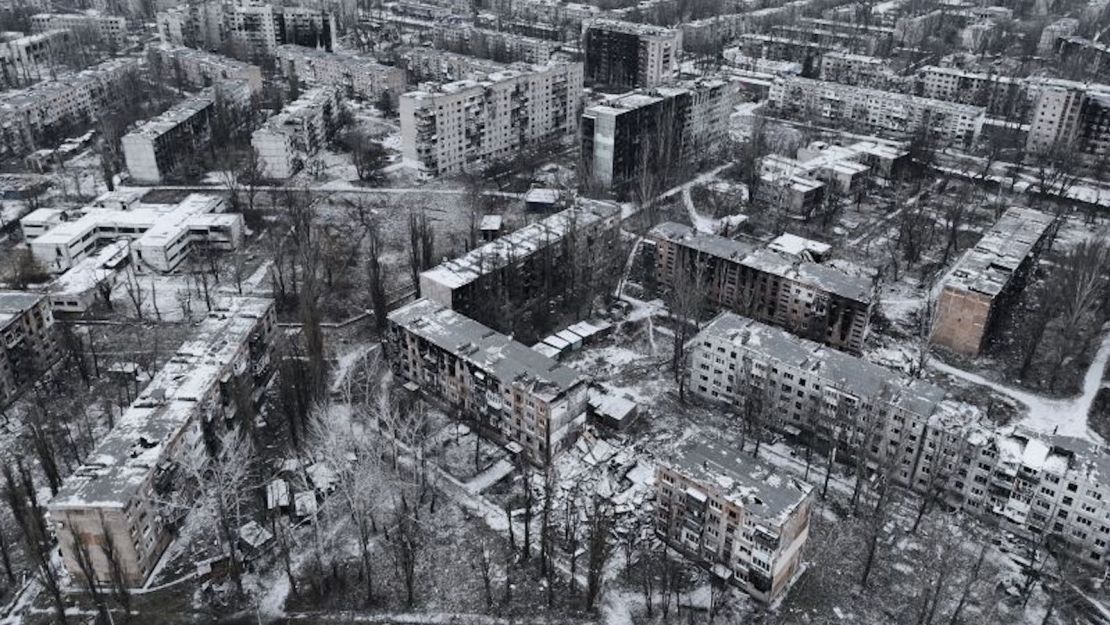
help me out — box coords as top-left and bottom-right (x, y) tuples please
(682, 186), (718, 233)
(929, 326), (1110, 442)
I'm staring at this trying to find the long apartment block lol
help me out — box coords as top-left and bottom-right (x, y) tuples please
(395, 45), (506, 84)
(387, 298), (588, 465)
(252, 86), (340, 179)
(432, 25), (562, 64)
(23, 191), (243, 273)
(656, 435), (813, 603)
(157, 0), (336, 59)
(399, 60), (583, 176)
(122, 81), (251, 184)
(769, 76), (986, 146)
(932, 207), (1056, 357)
(149, 45), (264, 95)
(275, 45), (406, 104)
(419, 199), (621, 340)
(30, 12), (129, 47)
(580, 80), (735, 198)
(688, 311), (1110, 567)
(583, 19), (681, 88)
(0, 57), (141, 159)
(0, 291), (59, 406)
(48, 297), (277, 587)
(649, 224), (874, 353)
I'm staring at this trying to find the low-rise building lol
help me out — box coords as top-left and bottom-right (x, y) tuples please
(122, 82), (251, 184)
(656, 435), (813, 603)
(580, 80), (735, 198)
(649, 223), (874, 352)
(932, 207), (1055, 357)
(400, 61), (583, 176)
(252, 86), (339, 179)
(387, 298), (589, 465)
(0, 291), (59, 405)
(45, 240), (130, 313)
(24, 191), (243, 273)
(48, 297), (277, 587)
(583, 19), (681, 88)
(275, 45), (405, 104)
(758, 140), (910, 213)
(419, 199), (621, 341)
(769, 76), (985, 146)
(30, 12), (129, 47)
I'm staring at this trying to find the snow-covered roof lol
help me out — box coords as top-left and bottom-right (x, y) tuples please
(942, 207), (1054, 298)
(0, 291), (46, 330)
(388, 298), (584, 401)
(48, 297), (273, 510)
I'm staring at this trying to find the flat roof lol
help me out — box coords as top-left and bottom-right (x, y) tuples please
(943, 207), (1054, 298)
(651, 223), (873, 303)
(421, 199), (619, 291)
(389, 298), (583, 401)
(698, 312), (946, 418)
(669, 434), (812, 525)
(0, 291), (46, 329)
(49, 297), (273, 509)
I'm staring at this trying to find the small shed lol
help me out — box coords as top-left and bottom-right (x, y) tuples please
(588, 388), (639, 430)
(266, 479), (290, 510)
(531, 342), (562, 360)
(524, 188), (560, 212)
(294, 491), (318, 517)
(479, 215), (503, 241)
(554, 329), (583, 351)
(306, 462), (339, 493)
(237, 520), (274, 553)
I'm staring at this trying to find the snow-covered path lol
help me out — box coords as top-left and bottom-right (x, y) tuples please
(682, 186), (717, 233)
(929, 326), (1110, 442)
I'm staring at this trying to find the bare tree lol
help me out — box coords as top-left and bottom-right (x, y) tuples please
(408, 210), (435, 294)
(583, 495), (613, 611)
(121, 264), (146, 321)
(388, 504), (425, 608)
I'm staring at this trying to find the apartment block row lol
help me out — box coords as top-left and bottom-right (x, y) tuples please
(432, 25), (562, 65)
(252, 86), (340, 179)
(649, 224), (874, 353)
(915, 65), (1024, 118)
(686, 311), (1110, 567)
(149, 44), (264, 95)
(419, 199), (621, 341)
(580, 79), (735, 198)
(932, 207), (1056, 357)
(399, 61), (583, 176)
(679, 1), (808, 54)
(48, 297), (277, 587)
(275, 44), (405, 104)
(387, 298), (588, 465)
(0, 29), (70, 89)
(157, 0), (336, 60)
(655, 435), (813, 603)
(0, 291), (59, 406)
(30, 12), (129, 47)
(394, 45), (506, 84)
(0, 57), (141, 159)
(583, 19), (681, 88)
(22, 190), (243, 273)
(768, 76), (986, 146)
(122, 81), (252, 184)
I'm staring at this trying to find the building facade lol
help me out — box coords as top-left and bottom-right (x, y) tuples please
(582, 19), (681, 88)
(387, 298), (588, 465)
(252, 86), (339, 179)
(580, 80), (735, 198)
(433, 25), (562, 64)
(650, 223), (874, 353)
(0, 291), (59, 406)
(399, 61), (583, 176)
(419, 199), (621, 341)
(157, 0), (336, 60)
(149, 45), (264, 95)
(48, 297), (277, 587)
(275, 45), (405, 104)
(656, 436), (813, 603)
(932, 207), (1055, 357)
(30, 13), (129, 47)
(769, 76), (986, 146)
(0, 30), (70, 89)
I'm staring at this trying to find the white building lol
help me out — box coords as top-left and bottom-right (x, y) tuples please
(432, 25), (562, 64)
(23, 191), (243, 273)
(44, 240), (130, 313)
(30, 13), (129, 47)
(400, 61), (583, 176)
(251, 86), (340, 179)
(157, 0), (336, 59)
(769, 76), (986, 146)
(149, 45), (264, 95)
(275, 44), (406, 104)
